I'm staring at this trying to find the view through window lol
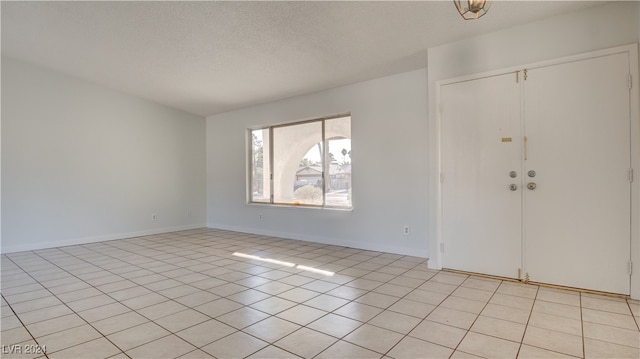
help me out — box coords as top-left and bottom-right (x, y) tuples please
(249, 115), (351, 208)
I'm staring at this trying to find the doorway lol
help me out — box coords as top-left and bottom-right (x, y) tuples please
(439, 50), (633, 294)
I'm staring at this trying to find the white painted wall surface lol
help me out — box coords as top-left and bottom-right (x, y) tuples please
(427, 1), (640, 298)
(1, 57), (207, 253)
(207, 69), (429, 257)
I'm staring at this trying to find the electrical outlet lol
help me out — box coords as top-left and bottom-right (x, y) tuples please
(403, 226), (409, 235)
(152, 214), (157, 221)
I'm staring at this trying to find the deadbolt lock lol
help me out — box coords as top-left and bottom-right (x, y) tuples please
(509, 171), (517, 178)
(509, 184), (518, 191)
(527, 182), (537, 190)
(527, 170), (536, 178)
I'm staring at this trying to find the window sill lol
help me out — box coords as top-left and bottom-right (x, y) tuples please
(247, 202), (353, 212)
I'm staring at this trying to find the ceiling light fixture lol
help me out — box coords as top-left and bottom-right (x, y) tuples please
(454, 0), (491, 20)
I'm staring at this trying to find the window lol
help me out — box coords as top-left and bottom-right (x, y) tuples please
(249, 115), (351, 209)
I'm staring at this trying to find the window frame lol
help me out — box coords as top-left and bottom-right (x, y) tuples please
(248, 113), (352, 210)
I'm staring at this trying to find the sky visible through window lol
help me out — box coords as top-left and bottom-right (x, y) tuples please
(252, 131), (350, 164)
(302, 139), (351, 164)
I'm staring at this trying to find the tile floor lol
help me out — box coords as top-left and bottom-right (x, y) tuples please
(1, 228), (639, 359)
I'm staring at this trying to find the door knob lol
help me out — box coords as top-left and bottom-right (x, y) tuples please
(509, 171), (517, 178)
(528, 170), (536, 178)
(509, 184), (518, 191)
(527, 182), (536, 190)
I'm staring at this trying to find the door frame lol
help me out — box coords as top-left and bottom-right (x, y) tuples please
(428, 44), (640, 299)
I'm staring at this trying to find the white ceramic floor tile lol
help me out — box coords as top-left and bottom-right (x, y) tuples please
(243, 316), (301, 343)
(457, 332), (520, 359)
(308, 313), (362, 338)
(215, 306), (270, 330)
(529, 311), (583, 336)
(533, 299), (582, 320)
(201, 331), (268, 358)
(409, 319), (467, 349)
(154, 309), (210, 332)
(387, 336), (453, 359)
(47, 338), (122, 359)
(39, 324), (103, 354)
(388, 298), (436, 318)
(175, 319), (236, 347)
(481, 303), (531, 324)
(584, 337), (640, 358)
(314, 339), (380, 359)
(343, 323), (404, 354)
(249, 296), (297, 315)
(368, 310), (421, 334)
(471, 315), (526, 342)
(517, 344), (578, 358)
(523, 326), (584, 357)
(25, 313), (86, 338)
(582, 307), (638, 330)
(452, 286), (494, 302)
(106, 322), (170, 352)
(91, 311), (149, 336)
(536, 288), (581, 306)
(194, 297), (243, 318)
(440, 296), (487, 315)
(5, 228), (640, 359)
(274, 327), (337, 358)
(275, 304), (326, 326)
(581, 295), (632, 315)
(125, 334), (196, 359)
(427, 306), (478, 330)
(246, 344), (302, 359)
(583, 321), (640, 348)
(460, 277), (501, 292)
(334, 302), (383, 322)
(404, 288), (448, 305)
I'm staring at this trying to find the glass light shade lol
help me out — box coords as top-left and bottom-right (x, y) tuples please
(454, 0), (491, 20)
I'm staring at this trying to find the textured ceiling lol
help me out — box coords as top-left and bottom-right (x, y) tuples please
(1, 1), (604, 117)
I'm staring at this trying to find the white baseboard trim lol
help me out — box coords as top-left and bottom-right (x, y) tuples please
(206, 223), (428, 259)
(1, 223), (207, 254)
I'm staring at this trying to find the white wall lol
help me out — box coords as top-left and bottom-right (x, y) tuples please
(427, 1), (640, 298)
(1, 57), (207, 253)
(207, 69), (429, 257)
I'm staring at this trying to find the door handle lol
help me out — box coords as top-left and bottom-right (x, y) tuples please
(509, 184), (518, 191)
(527, 182), (537, 190)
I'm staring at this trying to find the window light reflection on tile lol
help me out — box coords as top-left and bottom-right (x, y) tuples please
(296, 265), (334, 277)
(231, 252), (334, 276)
(232, 252), (295, 267)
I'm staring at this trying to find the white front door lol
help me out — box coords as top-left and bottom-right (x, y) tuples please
(441, 73), (523, 279)
(523, 53), (631, 294)
(440, 51), (632, 294)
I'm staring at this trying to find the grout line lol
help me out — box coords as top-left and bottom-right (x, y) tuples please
(626, 299), (640, 331)
(580, 292), (586, 359)
(515, 285), (539, 359)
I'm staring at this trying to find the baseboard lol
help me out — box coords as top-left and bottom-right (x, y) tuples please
(0, 223), (207, 254)
(206, 223), (428, 258)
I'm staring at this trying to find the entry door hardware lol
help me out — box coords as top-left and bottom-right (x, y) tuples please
(527, 182), (537, 191)
(528, 170), (536, 178)
(509, 184), (518, 191)
(509, 171), (517, 178)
